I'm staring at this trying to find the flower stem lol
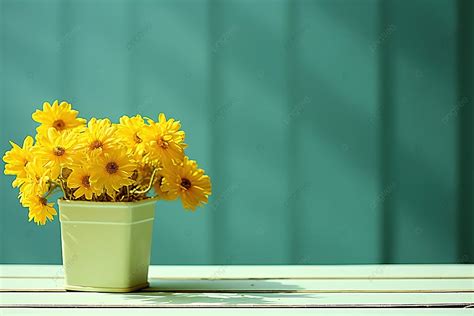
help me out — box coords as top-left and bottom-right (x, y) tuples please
(55, 179), (68, 200)
(44, 182), (60, 199)
(132, 169), (158, 195)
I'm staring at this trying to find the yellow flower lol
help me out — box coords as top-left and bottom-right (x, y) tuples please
(2, 136), (35, 187)
(4, 101), (215, 224)
(161, 157), (211, 210)
(153, 169), (178, 201)
(67, 166), (101, 200)
(32, 100), (85, 136)
(34, 128), (80, 179)
(19, 159), (51, 205)
(79, 118), (119, 155)
(90, 149), (136, 197)
(21, 180), (57, 225)
(116, 115), (146, 155)
(133, 160), (154, 188)
(140, 113), (187, 166)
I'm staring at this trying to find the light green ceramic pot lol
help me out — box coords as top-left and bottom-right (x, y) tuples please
(58, 198), (156, 293)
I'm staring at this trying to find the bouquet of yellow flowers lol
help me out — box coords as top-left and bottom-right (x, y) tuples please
(2, 100), (212, 225)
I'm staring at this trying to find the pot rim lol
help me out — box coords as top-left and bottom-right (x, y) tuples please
(58, 196), (159, 208)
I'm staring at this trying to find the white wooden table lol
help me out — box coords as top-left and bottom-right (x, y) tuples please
(1, 265), (473, 315)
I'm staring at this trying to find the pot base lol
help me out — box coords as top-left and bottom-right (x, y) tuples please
(65, 282), (149, 293)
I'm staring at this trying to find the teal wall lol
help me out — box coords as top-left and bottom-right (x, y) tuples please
(0, 0), (472, 264)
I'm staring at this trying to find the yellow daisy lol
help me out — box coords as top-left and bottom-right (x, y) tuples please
(116, 115), (146, 155)
(90, 149), (136, 197)
(21, 180), (57, 225)
(19, 158), (51, 205)
(67, 166), (101, 200)
(32, 100), (85, 136)
(2, 136), (35, 188)
(140, 113), (187, 166)
(79, 118), (119, 155)
(133, 160), (154, 188)
(34, 128), (80, 179)
(153, 171), (178, 200)
(161, 157), (211, 210)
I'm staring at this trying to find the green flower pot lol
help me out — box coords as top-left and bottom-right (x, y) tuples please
(58, 198), (156, 292)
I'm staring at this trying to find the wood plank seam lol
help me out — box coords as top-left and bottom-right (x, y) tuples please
(0, 303), (472, 309)
(1, 289), (473, 293)
(2, 276), (474, 280)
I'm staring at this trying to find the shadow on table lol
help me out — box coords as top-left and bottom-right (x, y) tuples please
(118, 279), (320, 306)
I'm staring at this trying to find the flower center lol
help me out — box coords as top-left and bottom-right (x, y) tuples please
(39, 197), (48, 206)
(159, 138), (168, 149)
(53, 119), (66, 131)
(106, 162), (119, 174)
(181, 178), (192, 190)
(53, 146), (65, 156)
(90, 140), (103, 150)
(134, 133), (142, 144)
(81, 175), (91, 188)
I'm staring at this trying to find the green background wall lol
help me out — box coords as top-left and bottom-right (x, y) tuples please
(0, 0), (472, 264)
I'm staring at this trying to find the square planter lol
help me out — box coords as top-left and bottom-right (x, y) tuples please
(58, 199), (156, 292)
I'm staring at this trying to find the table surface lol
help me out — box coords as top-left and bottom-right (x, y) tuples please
(0, 264), (473, 315)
